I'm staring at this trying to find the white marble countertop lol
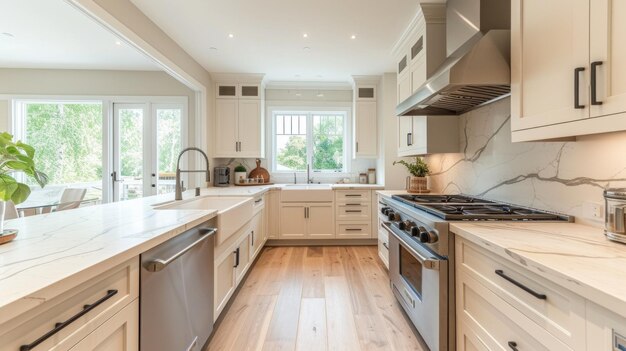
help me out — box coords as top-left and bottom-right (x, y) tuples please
(0, 189), (242, 323)
(451, 222), (626, 318)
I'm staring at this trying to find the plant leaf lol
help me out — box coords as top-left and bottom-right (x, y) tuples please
(4, 160), (30, 171)
(16, 141), (35, 158)
(11, 183), (31, 204)
(0, 181), (18, 202)
(33, 171), (49, 188)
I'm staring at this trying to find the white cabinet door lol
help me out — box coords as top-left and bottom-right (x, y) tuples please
(511, 0), (590, 132)
(354, 101), (377, 158)
(249, 211), (264, 260)
(307, 204), (335, 239)
(214, 249), (236, 318)
(397, 71), (412, 105)
(69, 299), (138, 351)
(279, 204), (307, 238)
(267, 191), (280, 239)
(215, 99), (238, 157)
(586, 302), (626, 350)
(397, 116), (413, 154)
(234, 235), (250, 284)
(238, 99), (263, 158)
(590, 0), (626, 118)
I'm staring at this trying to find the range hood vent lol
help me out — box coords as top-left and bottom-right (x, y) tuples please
(397, 0), (511, 116)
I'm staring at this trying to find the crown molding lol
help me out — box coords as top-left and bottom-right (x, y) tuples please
(391, 3), (446, 59)
(265, 80), (353, 90)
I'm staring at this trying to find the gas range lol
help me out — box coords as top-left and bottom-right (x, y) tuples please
(391, 194), (573, 222)
(379, 193), (573, 351)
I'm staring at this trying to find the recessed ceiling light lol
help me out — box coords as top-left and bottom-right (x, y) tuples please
(209, 47), (218, 51)
(302, 33), (308, 38)
(303, 46), (311, 52)
(2, 32), (14, 38)
(350, 34), (357, 40)
(115, 40), (122, 46)
(228, 33), (234, 38)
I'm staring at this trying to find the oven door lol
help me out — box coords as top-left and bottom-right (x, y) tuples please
(385, 222), (448, 351)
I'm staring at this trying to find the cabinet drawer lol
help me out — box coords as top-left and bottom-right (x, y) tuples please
(336, 222), (371, 238)
(336, 203), (371, 220)
(0, 258), (139, 351)
(377, 238), (389, 269)
(335, 190), (370, 202)
(69, 299), (138, 351)
(457, 239), (586, 349)
(458, 271), (571, 351)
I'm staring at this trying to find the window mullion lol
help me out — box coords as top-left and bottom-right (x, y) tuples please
(307, 113), (313, 170)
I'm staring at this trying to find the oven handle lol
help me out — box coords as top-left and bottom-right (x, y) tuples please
(382, 222), (440, 271)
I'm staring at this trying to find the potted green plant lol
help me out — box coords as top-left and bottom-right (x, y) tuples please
(393, 157), (430, 193)
(234, 164), (247, 184)
(0, 132), (48, 242)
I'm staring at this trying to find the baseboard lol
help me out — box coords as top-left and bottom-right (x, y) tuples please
(265, 239), (377, 246)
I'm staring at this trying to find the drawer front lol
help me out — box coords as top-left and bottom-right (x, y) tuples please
(457, 239), (586, 349)
(458, 271), (571, 351)
(0, 258), (139, 351)
(336, 222), (371, 238)
(377, 238), (389, 268)
(336, 204), (371, 220)
(335, 190), (370, 202)
(69, 299), (138, 351)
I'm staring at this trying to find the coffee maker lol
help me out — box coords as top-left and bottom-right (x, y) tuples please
(213, 166), (230, 187)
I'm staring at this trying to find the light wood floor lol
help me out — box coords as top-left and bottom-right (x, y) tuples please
(207, 246), (427, 351)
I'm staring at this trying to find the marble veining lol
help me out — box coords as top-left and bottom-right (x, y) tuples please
(452, 222), (626, 318)
(426, 98), (626, 226)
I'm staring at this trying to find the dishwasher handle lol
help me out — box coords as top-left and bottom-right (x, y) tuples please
(143, 227), (216, 272)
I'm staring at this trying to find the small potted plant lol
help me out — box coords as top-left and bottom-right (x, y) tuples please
(393, 157), (430, 193)
(0, 132), (48, 243)
(234, 164), (247, 184)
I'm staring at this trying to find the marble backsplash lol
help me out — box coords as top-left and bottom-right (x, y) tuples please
(425, 97), (626, 226)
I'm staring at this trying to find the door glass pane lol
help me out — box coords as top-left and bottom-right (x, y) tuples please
(275, 114), (307, 171)
(118, 108), (143, 201)
(399, 245), (423, 298)
(21, 102), (103, 206)
(156, 107), (182, 194)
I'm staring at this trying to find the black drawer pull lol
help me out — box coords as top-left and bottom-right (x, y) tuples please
(234, 248), (240, 268)
(345, 210), (362, 213)
(345, 194), (362, 197)
(345, 203), (361, 206)
(345, 228), (362, 231)
(382, 242), (389, 249)
(495, 270), (547, 300)
(20, 289), (118, 351)
(508, 341), (519, 351)
(591, 61), (603, 105)
(574, 67), (585, 109)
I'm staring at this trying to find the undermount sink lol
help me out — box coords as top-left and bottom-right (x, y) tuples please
(281, 184), (333, 202)
(154, 196), (253, 244)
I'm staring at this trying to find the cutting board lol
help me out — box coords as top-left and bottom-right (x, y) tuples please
(248, 159), (270, 183)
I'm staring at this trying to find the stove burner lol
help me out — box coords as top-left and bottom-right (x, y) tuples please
(393, 194), (494, 204)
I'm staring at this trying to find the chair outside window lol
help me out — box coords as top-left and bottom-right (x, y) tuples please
(4, 201), (19, 220)
(56, 188), (87, 212)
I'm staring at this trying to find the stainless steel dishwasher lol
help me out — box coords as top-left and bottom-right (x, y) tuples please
(140, 223), (216, 351)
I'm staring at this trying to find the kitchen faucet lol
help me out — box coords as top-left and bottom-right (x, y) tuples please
(175, 147), (210, 200)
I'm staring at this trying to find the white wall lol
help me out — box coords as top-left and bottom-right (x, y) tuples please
(426, 97), (626, 227)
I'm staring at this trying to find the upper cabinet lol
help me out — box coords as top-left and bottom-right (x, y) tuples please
(397, 115), (459, 157)
(352, 76), (380, 159)
(214, 76), (265, 158)
(511, 0), (626, 141)
(395, 4), (446, 106)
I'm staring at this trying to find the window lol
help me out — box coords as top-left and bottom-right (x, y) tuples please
(13, 98), (187, 204)
(273, 111), (347, 173)
(14, 101), (104, 201)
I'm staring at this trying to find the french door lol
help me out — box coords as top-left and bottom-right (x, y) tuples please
(111, 102), (186, 202)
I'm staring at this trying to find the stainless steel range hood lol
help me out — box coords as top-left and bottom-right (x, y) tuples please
(397, 0), (511, 116)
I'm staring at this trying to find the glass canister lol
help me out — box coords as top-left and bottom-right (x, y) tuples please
(367, 168), (376, 184)
(359, 173), (367, 184)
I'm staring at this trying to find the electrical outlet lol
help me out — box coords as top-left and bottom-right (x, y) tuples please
(582, 201), (604, 221)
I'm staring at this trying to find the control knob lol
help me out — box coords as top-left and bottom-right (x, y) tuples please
(387, 211), (400, 222)
(419, 228), (439, 243)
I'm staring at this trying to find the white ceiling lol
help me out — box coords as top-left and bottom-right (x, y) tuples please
(0, 0), (158, 70)
(130, 0), (420, 82)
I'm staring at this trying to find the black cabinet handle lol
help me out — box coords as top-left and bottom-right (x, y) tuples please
(345, 194), (362, 197)
(574, 67), (585, 109)
(20, 289), (118, 351)
(251, 230), (254, 247)
(591, 61), (603, 105)
(508, 341), (519, 351)
(345, 228), (362, 231)
(234, 248), (240, 268)
(495, 270), (547, 300)
(345, 210), (362, 213)
(382, 242), (389, 249)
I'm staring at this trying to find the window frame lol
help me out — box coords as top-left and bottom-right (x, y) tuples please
(9, 95), (188, 203)
(269, 107), (351, 174)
